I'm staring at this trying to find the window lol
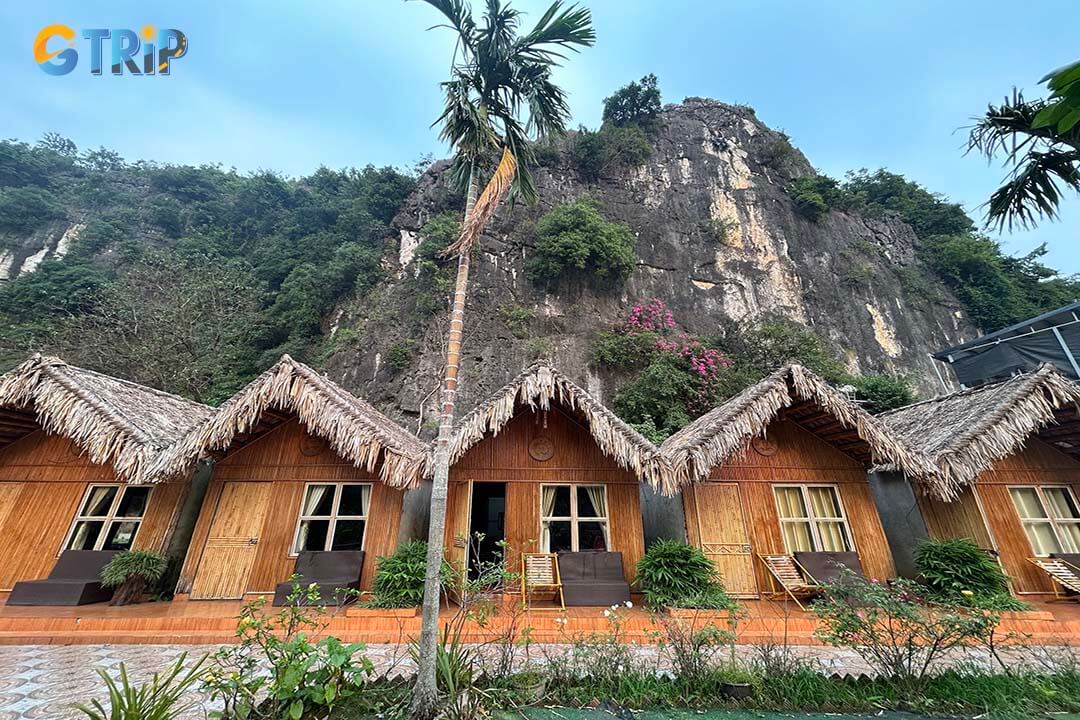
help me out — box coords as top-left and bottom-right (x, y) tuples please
(540, 484), (609, 553)
(1009, 486), (1080, 556)
(773, 485), (853, 553)
(292, 483), (371, 554)
(64, 484), (151, 552)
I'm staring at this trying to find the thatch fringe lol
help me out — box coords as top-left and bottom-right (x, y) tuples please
(879, 364), (1080, 499)
(156, 355), (427, 489)
(0, 354), (212, 484)
(448, 364), (659, 482)
(442, 148), (517, 257)
(655, 364), (940, 496)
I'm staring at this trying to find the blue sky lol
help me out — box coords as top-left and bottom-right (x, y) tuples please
(1, 1), (1077, 271)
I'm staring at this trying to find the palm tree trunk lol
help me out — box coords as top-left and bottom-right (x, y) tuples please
(410, 165), (479, 720)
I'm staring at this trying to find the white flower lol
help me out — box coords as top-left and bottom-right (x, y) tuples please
(625, 601), (633, 609)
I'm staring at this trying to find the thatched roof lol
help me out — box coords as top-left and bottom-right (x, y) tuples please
(447, 364), (659, 481)
(0, 354), (212, 484)
(879, 363), (1080, 498)
(656, 364), (939, 495)
(156, 355), (426, 489)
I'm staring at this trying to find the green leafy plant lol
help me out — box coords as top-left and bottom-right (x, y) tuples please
(635, 540), (719, 609)
(364, 540), (454, 609)
(100, 550), (169, 606)
(203, 581), (373, 719)
(497, 304), (535, 338)
(571, 125), (653, 180)
(527, 198), (636, 286)
(385, 340), (416, 374)
(602, 74), (662, 136)
(76, 652), (207, 720)
(851, 373), (915, 414)
(913, 537), (1022, 608)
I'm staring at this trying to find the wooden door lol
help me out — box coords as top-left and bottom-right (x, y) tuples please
(444, 480), (473, 581)
(692, 483), (758, 597)
(190, 482), (271, 599)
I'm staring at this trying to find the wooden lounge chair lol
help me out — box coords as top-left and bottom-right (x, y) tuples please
(7, 550), (120, 606)
(558, 551), (631, 607)
(757, 554), (822, 611)
(1028, 556), (1080, 601)
(272, 551), (364, 606)
(520, 553), (564, 610)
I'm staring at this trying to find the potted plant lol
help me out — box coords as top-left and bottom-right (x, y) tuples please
(100, 550), (168, 605)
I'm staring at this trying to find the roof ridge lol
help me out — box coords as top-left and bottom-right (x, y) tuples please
(30, 354), (211, 411)
(36, 361), (155, 447)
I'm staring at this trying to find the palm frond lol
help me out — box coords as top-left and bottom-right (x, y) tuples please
(417, 0), (476, 41)
(443, 147), (517, 256)
(986, 149), (1080, 231)
(515, 1), (596, 58)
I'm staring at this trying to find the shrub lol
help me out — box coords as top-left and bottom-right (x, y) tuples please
(76, 652), (207, 720)
(497, 303), (535, 338)
(602, 74), (662, 136)
(100, 550), (169, 606)
(789, 175), (843, 221)
(527, 198), (636, 287)
(0, 186), (65, 234)
(813, 572), (998, 690)
(674, 585), (740, 611)
(384, 340), (415, 373)
(635, 540), (719, 609)
(850, 373), (914, 414)
(913, 537), (1017, 604)
(571, 125), (653, 181)
(365, 540), (453, 608)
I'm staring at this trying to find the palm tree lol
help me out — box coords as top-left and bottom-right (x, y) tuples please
(968, 59), (1080, 231)
(409, 2), (594, 717)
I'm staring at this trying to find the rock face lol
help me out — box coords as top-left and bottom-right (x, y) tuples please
(323, 99), (973, 430)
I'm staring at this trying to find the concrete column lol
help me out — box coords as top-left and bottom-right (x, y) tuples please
(639, 483), (688, 546)
(868, 470), (929, 578)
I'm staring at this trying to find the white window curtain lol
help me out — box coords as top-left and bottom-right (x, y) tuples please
(540, 486), (558, 552)
(358, 484), (372, 516)
(82, 486), (116, 516)
(585, 486), (606, 517)
(303, 485), (332, 515)
(775, 487), (806, 518)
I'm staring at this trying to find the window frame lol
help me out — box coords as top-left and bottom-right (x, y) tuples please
(1008, 484), (1080, 556)
(290, 481), (372, 556)
(59, 483), (152, 554)
(772, 483), (855, 554)
(539, 483), (610, 553)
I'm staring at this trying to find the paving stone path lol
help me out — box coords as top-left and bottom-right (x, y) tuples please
(1, 643), (1074, 719)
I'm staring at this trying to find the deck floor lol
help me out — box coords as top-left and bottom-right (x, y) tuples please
(2, 595), (1079, 646)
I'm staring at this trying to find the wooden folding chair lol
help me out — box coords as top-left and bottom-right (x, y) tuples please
(1028, 557), (1080, 602)
(520, 552), (564, 610)
(758, 554), (823, 611)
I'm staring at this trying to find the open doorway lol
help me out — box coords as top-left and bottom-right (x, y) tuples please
(468, 482), (506, 579)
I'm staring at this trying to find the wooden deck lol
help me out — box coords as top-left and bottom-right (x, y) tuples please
(2, 595), (1080, 646)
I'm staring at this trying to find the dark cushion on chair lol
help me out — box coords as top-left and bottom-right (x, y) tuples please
(7, 550), (120, 606)
(795, 551), (865, 585)
(273, 551), (364, 606)
(1051, 553), (1080, 569)
(558, 551), (631, 606)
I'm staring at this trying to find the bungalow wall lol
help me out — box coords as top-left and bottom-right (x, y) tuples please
(176, 419), (405, 599)
(0, 431), (187, 594)
(446, 406), (645, 584)
(918, 438), (1080, 595)
(684, 420), (896, 597)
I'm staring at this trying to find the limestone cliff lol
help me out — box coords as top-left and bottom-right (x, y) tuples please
(323, 99), (973, 430)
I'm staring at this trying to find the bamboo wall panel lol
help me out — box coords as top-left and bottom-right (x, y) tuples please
(0, 482), (24, 544)
(690, 420), (894, 594)
(0, 482), (84, 590)
(133, 481), (187, 554)
(836, 482), (896, 578)
(190, 482), (271, 599)
(184, 419), (405, 596)
(605, 482), (645, 581)
(177, 480), (224, 594)
(919, 487), (994, 549)
(446, 407), (646, 584)
(971, 440), (1080, 594)
(0, 432), (116, 483)
(686, 484), (756, 596)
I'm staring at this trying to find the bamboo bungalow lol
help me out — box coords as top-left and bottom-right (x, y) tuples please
(444, 365), (658, 589)
(0, 355), (212, 601)
(879, 364), (1080, 596)
(656, 364), (937, 597)
(163, 355), (427, 600)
